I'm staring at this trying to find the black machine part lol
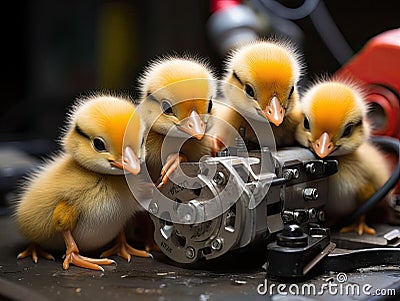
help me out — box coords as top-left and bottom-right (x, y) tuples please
(266, 227), (400, 279)
(148, 136), (399, 279)
(149, 146), (338, 265)
(266, 136), (400, 279)
(266, 224), (336, 278)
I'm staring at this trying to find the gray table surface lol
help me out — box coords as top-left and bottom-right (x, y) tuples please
(1, 215), (400, 301)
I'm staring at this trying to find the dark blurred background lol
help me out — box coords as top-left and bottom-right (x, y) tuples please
(0, 0), (399, 209)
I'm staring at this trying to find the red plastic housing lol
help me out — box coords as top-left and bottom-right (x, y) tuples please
(335, 29), (400, 140)
(210, 0), (241, 13)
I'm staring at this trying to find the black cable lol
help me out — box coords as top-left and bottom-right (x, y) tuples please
(309, 1), (354, 65)
(254, 0), (320, 20)
(333, 136), (400, 230)
(253, 0), (354, 65)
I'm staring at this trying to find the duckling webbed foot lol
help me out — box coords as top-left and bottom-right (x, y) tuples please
(62, 230), (115, 271)
(101, 231), (151, 262)
(17, 243), (55, 263)
(340, 215), (376, 236)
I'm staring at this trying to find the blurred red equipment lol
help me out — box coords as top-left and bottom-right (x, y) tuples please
(335, 29), (400, 139)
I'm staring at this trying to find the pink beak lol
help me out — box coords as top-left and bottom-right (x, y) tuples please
(261, 96), (285, 126)
(312, 132), (335, 158)
(178, 110), (206, 140)
(110, 146), (141, 175)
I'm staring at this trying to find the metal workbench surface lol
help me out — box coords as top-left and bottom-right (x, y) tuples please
(1, 215), (400, 301)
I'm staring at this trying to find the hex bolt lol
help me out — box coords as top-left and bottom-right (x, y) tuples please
(213, 171), (226, 186)
(283, 170), (292, 181)
(282, 210), (294, 223)
(305, 163), (317, 174)
(185, 246), (196, 259)
(148, 202), (159, 214)
(293, 211), (308, 223)
(303, 188), (319, 201)
(308, 208), (317, 219)
(211, 238), (224, 251)
(283, 169), (299, 181)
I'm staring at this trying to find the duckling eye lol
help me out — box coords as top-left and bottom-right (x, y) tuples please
(288, 86), (294, 99)
(303, 117), (310, 130)
(92, 137), (107, 152)
(207, 99), (213, 113)
(342, 124), (354, 137)
(161, 100), (173, 114)
(244, 84), (255, 99)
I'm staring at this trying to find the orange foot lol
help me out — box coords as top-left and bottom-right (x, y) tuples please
(62, 230), (115, 271)
(17, 243), (55, 263)
(101, 231), (151, 262)
(340, 215), (376, 236)
(157, 153), (187, 188)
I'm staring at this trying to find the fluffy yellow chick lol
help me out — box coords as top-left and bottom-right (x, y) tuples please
(15, 95), (150, 271)
(137, 56), (217, 186)
(295, 79), (391, 235)
(217, 39), (303, 148)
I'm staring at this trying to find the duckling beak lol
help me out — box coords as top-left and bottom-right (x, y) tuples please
(110, 146), (141, 175)
(177, 110), (205, 140)
(312, 132), (335, 158)
(262, 96), (284, 126)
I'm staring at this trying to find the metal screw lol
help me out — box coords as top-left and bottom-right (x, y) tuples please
(283, 169), (299, 181)
(211, 238), (224, 251)
(213, 171), (226, 186)
(185, 246), (196, 259)
(283, 170), (292, 181)
(308, 208), (317, 219)
(293, 211), (301, 223)
(293, 211), (308, 223)
(305, 163), (316, 174)
(148, 202), (159, 214)
(303, 188), (319, 200)
(282, 210), (294, 223)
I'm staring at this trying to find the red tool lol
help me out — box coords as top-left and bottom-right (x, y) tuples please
(210, 0), (241, 13)
(335, 29), (400, 140)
